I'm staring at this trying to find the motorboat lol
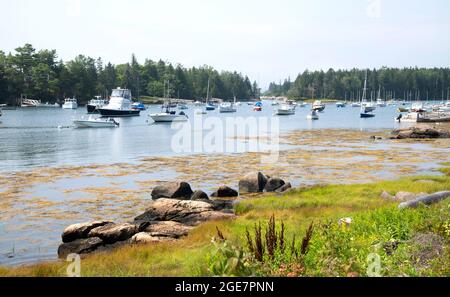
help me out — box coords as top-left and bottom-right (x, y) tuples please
(312, 100), (325, 112)
(62, 98), (78, 109)
(275, 104), (295, 115)
(99, 88), (140, 117)
(21, 98), (41, 107)
(336, 101), (346, 108)
(132, 102), (147, 111)
(307, 110), (319, 120)
(73, 117), (119, 128)
(87, 96), (108, 113)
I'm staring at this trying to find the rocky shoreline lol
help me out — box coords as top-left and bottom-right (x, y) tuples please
(390, 125), (450, 139)
(57, 172), (292, 258)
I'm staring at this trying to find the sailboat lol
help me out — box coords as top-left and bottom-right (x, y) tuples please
(360, 71), (376, 118)
(205, 78), (215, 111)
(149, 81), (188, 122)
(376, 86), (387, 107)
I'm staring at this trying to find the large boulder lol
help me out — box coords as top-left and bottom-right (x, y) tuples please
(58, 237), (103, 258)
(391, 126), (450, 139)
(87, 223), (142, 244)
(211, 186), (239, 198)
(190, 190), (209, 201)
(151, 182), (194, 200)
(238, 172), (268, 193)
(395, 191), (427, 202)
(134, 198), (236, 226)
(264, 178), (286, 192)
(61, 220), (112, 243)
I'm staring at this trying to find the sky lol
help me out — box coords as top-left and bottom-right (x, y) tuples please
(1, 0), (450, 89)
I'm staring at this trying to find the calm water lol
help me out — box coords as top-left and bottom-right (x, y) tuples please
(0, 102), (414, 173)
(0, 101), (445, 266)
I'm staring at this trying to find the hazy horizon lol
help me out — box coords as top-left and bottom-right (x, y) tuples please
(2, 0), (450, 89)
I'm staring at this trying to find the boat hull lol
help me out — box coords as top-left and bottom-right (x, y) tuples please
(87, 104), (99, 114)
(149, 114), (188, 122)
(360, 113), (375, 118)
(99, 109), (140, 117)
(73, 120), (118, 128)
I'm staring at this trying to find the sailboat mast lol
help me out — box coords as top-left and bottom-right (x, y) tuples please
(206, 78), (210, 104)
(362, 71), (368, 102)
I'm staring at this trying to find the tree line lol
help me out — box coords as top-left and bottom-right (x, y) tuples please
(0, 44), (260, 104)
(266, 68), (450, 101)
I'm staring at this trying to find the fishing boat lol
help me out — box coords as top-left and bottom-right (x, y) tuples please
(336, 101), (346, 108)
(312, 100), (325, 112)
(307, 110), (319, 120)
(73, 117), (119, 128)
(87, 96), (108, 113)
(132, 102), (147, 111)
(62, 98), (78, 109)
(149, 81), (188, 122)
(99, 88), (140, 117)
(275, 104), (295, 115)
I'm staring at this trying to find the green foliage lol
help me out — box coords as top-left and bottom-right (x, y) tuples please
(266, 67), (450, 101)
(0, 44), (258, 104)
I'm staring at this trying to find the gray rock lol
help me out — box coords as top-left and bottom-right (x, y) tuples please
(88, 223), (140, 244)
(58, 237), (103, 258)
(131, 232), (176, 244)
(134, 198), (236, 226)
(211, 186), (239, 198)
(380, 190), (395, 200)
(142, 221), (192, 238)
(191, 190), (209, 200)
(275, 182), (292, 193)
(395, 191), (427, 202)
(264, 178), (286, 192)
(62, 220), (113, 243)
(238, 172), (268, 193)
(151, 182), (194, 200)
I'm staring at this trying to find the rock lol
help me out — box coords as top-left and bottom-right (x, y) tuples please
(264, 178), (286, 192)
(391, 126), (450, 139)
(208, 199), (238, 211)
(238, 172), (268, 193)
(62, 220), (113, 243)
(380, 190), (395, 201)
(211, 186), (239, 198)
(399, 191), (450, 209)
(151, 182), (194, 200)
(134, 198), (236, 226)
(395, 191), (427, 202)
(275, 182), (292, 193)
(58, 237), (103, 258)
(190, 190), (209, 200)
(88, 223), (141, 244)
(142, 221), (192, 238)
(131, 232), (175, 244)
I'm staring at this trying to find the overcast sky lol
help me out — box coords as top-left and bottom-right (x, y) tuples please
(1, 0), (449, 89)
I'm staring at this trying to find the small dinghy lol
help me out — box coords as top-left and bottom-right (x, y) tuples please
(73, 117), (119, 128)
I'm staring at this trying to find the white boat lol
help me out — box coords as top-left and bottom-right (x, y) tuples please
(376, 87), (387, 107)
(219, 96), (237, 113)
(312, 100), (325, 112)
(275, 104), (295, 115)
(99, 88), (140, 117)
(149, 80), (188, 122)
(73, 117), (119, 128)
(235, 102), (242, 106)
(360, 71), (376, 116)
(351, 102), (361, 107)
(307, 110), (319, 120)
(336, 101), (346, 108)
(21, 98), (41, 107)
(62, 98), (78, 109)
(193, 101), (203, 106)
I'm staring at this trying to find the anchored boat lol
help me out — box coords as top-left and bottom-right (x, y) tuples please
(275, 104), (295, 115)
(73, 117), (119, 128)
(99, 88), (140, 117)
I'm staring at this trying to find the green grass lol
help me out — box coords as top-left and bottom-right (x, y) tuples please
(1, 175), (449, 277)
